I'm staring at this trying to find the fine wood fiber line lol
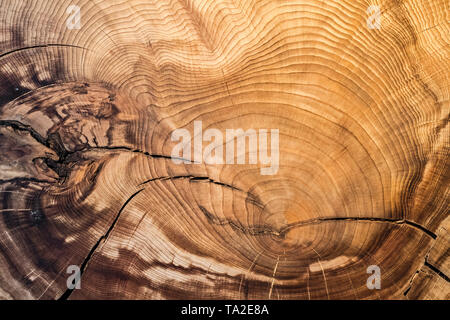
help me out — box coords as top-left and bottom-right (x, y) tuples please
(0, 0), (448, 300)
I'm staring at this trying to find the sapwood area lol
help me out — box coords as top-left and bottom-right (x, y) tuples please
(0, 0), (448, 299)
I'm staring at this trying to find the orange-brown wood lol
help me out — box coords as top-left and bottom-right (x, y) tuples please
(0, 0), (448, 299)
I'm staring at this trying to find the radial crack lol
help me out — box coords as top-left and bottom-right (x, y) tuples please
(0, 119), (193, 180)
(58, 188), (145, 300)
(424, 261), (450, 282)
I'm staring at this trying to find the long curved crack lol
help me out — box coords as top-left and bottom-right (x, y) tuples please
(0, 118), (442, 300)
(58, 188), (145, 300)
(140, 175), (242, 192)
(199, 206), (437, 239)
(0, 44), (87, 59)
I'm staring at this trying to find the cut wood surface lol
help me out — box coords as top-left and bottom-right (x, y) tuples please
(0, 0), (448, 299)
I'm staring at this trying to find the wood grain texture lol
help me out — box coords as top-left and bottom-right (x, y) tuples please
(0, 0), (448, 300)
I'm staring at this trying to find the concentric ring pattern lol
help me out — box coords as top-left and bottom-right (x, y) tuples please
(0, 0), (448, 299)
